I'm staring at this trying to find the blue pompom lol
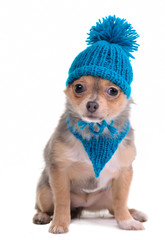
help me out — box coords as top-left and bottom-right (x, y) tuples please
(86, 15), (139, 58)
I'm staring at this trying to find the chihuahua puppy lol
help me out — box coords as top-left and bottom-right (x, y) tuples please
(33, 75), (147, 233)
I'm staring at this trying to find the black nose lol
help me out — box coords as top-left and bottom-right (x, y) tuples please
(86, 101), (99, 113)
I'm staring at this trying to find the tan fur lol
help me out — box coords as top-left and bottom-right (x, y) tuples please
(111, 167), (133, 221)
(65, 76), (127, 121)
(118, 143), (136, 167)
(65, 76), (94, 111)
(53, 141), (93, 179)
(33, 76), (147, 233)
(36, 186), (53, 213)
(35, 139), (137, 230)
(98, 78), (127, 117)
(48, 167), (71, 233)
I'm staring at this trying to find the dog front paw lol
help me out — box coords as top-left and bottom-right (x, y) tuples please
(118, 218), (144, 230)
(49, 223), (69, 234)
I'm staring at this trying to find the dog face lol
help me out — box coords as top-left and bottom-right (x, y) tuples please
(65, 75), (127, 122)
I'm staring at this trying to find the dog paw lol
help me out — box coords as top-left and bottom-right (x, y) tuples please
(49, 223), (69, 234)
(118, 218), (145, 230)
(33, 212), (51, 225)
(130, 210), (148, 222)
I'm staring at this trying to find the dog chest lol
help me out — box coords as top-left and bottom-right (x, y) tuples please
(68, 138), (122, 193)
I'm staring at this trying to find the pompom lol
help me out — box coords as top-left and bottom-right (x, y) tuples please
(86, 15), (139, 58)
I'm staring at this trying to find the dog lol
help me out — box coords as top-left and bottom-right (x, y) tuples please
(33, 75), (147, 233)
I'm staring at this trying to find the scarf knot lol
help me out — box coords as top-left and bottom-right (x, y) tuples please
(77, 119), (118, 136)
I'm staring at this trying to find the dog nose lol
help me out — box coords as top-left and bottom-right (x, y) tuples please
(86, 101), (99, 113)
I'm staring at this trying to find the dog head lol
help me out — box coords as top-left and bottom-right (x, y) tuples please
(65, 75), (127, 122)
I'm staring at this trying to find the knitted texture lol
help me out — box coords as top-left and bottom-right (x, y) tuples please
(66, 15), (139, 99)
(67, 118), (130, 178)
(77, 119), (118, 136)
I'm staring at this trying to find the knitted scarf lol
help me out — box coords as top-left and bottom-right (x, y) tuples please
(67, 117), (130, 178)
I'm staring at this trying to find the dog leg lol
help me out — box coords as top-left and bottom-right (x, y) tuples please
(48, 167), (71, 234)
(33, 185), (53, 224)
(112, 167), (144, 230)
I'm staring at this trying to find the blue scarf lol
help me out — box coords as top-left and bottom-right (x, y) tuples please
(67, 117), (130, 178)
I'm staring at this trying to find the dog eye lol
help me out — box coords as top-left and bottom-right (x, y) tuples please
(74, 84), (86, 94)
(107, 87), (119, 97)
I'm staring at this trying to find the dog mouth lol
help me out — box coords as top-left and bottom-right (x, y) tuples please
(82, 115), (104, 123)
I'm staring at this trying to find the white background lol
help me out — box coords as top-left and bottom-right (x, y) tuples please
(0, 0), (165, 239)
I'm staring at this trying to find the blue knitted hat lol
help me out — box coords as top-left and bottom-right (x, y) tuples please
(66, 15), (139, 98)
